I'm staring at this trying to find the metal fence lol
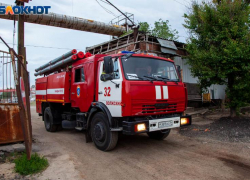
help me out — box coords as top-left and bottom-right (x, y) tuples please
(0, 36), (32, 158)
(0, 50), (18, 104)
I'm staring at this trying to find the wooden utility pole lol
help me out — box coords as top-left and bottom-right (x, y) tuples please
(17, 1), (24, 75)
(17, 0), (32, 160)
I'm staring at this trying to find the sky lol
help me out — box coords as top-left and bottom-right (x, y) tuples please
(0, 0), (192, 88)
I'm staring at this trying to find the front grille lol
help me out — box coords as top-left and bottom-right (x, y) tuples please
(132, 100), (184, 115)
(142, 103), (177, 114)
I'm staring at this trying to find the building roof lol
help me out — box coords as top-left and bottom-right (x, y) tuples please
(86, 32), (187, 58)
(86, 32), (186, 51)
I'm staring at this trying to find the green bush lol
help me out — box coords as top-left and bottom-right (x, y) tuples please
(14, 153), (49, 175)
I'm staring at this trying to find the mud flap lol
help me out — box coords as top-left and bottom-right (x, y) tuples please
(85, 129), (92, 143)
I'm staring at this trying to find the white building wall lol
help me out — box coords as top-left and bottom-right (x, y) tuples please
(174, 56), (198, 83)
(174, 56), (226, 100)
(207, 84), (227, 99)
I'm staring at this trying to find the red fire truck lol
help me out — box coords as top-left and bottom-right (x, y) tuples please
(35, 50), (191, 151)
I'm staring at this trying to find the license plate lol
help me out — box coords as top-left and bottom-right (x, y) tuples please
(158, 120), (173, 128)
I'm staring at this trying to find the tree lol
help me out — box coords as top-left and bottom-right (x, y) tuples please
(139, 22), (150, 33)
(139, 19), (179, 41)
(183, 0), (250, 117)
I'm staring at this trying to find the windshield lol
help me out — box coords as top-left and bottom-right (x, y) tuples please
(121, 57), (179, 81)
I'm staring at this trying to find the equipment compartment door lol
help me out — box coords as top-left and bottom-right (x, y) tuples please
(98, 59), (123, 117)
(71, 65), (87, 110)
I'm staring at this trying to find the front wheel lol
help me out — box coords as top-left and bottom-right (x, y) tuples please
(91, 112), (118, 151)
(147, 129), (171, 140)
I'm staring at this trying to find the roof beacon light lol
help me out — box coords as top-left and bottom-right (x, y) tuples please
(121, 51), (135, 54)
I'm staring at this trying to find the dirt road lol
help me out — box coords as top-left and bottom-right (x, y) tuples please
(29, 107), (250, 180)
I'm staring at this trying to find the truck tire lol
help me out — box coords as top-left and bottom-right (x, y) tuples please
(44, 107), (58, 132)
(147, 129), (171, 140)
(91, 112), (118, 151)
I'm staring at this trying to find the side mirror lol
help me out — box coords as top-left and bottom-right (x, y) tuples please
(104, 56), (114, 74)
(101, 73), (114, 81)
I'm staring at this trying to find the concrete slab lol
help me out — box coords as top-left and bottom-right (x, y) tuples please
(32, 145), (40, 152)
(0, 145), (14, 153)
(12, 144), (25, 152)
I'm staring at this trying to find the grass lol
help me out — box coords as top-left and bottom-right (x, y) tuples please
(14, 153), (49, 175)
(6, 152), (20, 163)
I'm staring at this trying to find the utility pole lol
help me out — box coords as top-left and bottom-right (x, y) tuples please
(17, 1), (25, 76)
(16, 0), (32, 160)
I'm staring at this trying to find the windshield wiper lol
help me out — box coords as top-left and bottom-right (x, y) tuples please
(152, 76), (168, 84)
(127, 74), (153, 83)
(169, 80), (179, 84)
(157, 76), (170, 80)
(159, 77), (179, 84)
(143, 76), (161, 82)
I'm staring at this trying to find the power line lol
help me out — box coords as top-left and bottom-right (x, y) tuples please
(99, 0), (110, 5)
(0, 41), (82, 51)
(182, 0), (191, 5)
(104, 0), (135, 26)
(95, 0), (117, 17)
(172, 0), (190, 9)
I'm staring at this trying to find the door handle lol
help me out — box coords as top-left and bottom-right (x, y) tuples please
(98, 91), (103, 94)
(72, 92), (75, 94)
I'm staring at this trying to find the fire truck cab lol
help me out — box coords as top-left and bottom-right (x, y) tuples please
(36, 52), (191, 151)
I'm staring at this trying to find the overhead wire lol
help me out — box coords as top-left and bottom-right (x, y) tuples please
(0, 41), (82, 51)
(99, 0), (110, 5)
(95, 0), (117, 17)
(172, 0), (191, 9)
(103, 0), (135, 26)
(182, 0), (191, 5)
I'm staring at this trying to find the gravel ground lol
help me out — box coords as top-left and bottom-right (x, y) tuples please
(1, 107), (250, 180)
(180, 116), (250, 143)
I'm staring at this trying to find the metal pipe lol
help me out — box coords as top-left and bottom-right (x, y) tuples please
(0, 3), (126, 36)
(77, 52), (84, 59)
(34, 55), (77, 76)
(35, 49), (77, 72)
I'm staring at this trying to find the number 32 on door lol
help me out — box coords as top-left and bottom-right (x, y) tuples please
(104, 87), (111, 97)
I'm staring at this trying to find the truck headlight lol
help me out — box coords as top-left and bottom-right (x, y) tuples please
(180, 116), (191, 126)
(135, 123), (146, 132)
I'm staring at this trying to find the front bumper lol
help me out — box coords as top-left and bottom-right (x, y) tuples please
(122, 115), (192, 135)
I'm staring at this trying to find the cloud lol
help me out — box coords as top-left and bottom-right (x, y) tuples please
(0, 0), (192, 87)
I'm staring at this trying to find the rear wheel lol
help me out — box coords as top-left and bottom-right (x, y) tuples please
(44, 107), (58, 132)
(91, 112), (118, 151)
(147, 129), (171, 140)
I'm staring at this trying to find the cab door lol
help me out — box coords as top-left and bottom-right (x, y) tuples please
(98, 58), (123, 117)
(71, 65), (87, 111)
